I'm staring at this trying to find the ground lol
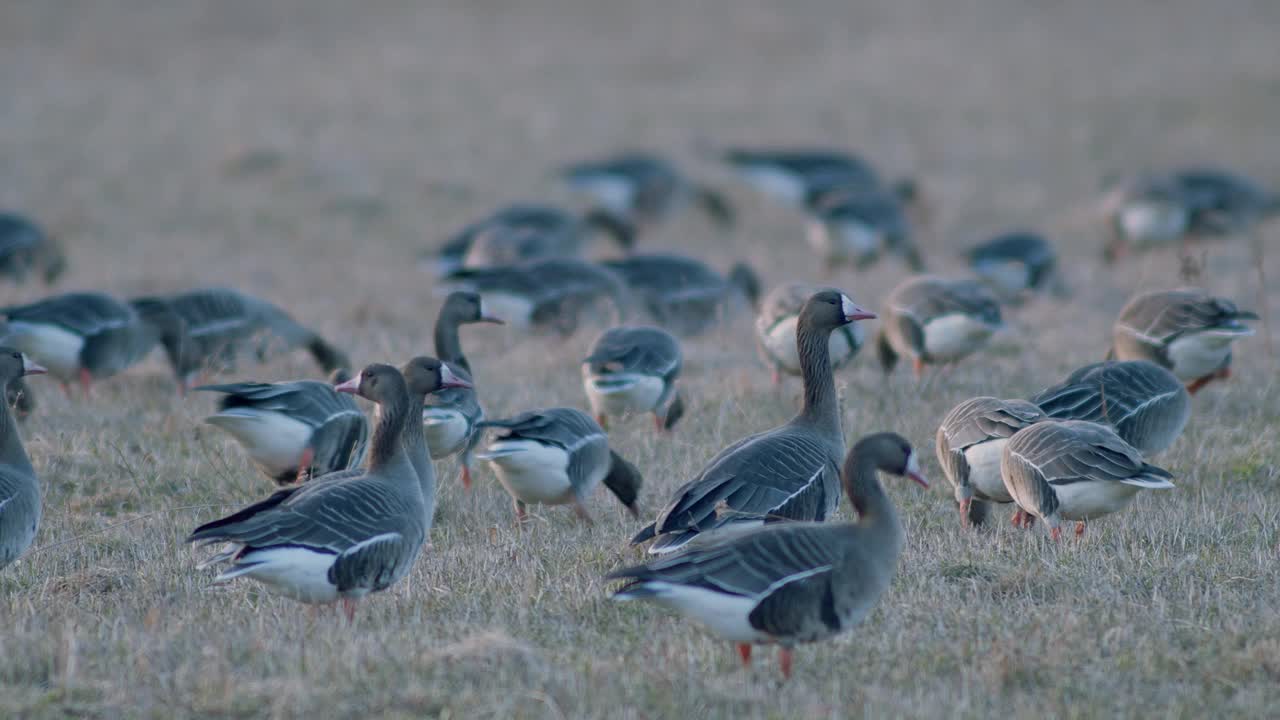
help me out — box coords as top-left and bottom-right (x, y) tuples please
(1, 0), (1279, 717)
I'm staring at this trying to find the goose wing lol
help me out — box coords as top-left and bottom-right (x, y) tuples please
(3, 292), (134, 337)
(585, 327), (681, 381)
(1117, 290), (1257, 345)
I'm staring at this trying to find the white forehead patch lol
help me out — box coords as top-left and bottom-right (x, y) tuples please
(841, 294), (858, 318)
(479, 298), (489, 318)
(906, 450), (920, 476)
(440, 363), (460, 386)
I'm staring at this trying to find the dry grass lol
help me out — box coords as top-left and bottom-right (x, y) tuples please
(2, 0), (1280, 717)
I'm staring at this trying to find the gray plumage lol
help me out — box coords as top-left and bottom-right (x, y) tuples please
(936, 397), (1045, 527)
(602, 254), (760, 336)
(756, 282), (864, 381)
(560, 152), (735, 230)
(0, 350), (47, 571)
(722, 148), (883, 206)
(431, 204), (634, 275)
(1110, 288), (1257, 387)
(1031, 361), (1190, 455)
(443, 258), (630, 336)
(875, 275), (1002, 375)
(583, 325), (684, 430)
(965, 231), (1065, 302)
(0, 213), (65, 286)
(803, 183), (923, 273)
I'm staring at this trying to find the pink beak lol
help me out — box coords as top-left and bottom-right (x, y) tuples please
(22, 361), (48, 376)
(908, 471), (929, 489)
(847, 309), (877, 322)
(439, 364), (474, 390)
(334, 376), (360, 394)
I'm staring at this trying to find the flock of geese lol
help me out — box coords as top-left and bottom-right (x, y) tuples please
(0, 147), (1273, 679)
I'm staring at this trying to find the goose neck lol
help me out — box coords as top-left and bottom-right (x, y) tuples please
(367, 393), (410, 474)
(0, 380), (32, 475)
(796, 319), (841, 433)
(402, 390), (437, 525)
(845, 455), (903, 551)
(433, 309), (467, 371)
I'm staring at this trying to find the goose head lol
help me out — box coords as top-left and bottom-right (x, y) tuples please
(400, 356), (475, 399)
(799, 289), (877, 332)
(444, 291), (504, 325)
(0, 348), (47, 386)
(334, 363), (408, 405)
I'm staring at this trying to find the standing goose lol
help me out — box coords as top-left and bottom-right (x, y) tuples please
(0, 212), (66, 286)
(188, 364), (433, 619)
(0, 350), (48, 571)
(601, 254), (761, 337)
(474, 407), (643, 523)
(1031, 360), (1190, 455)
(399, 357), (471, 529)
(559, 152), (735, 231)
(195, 370), (369, 485)
(1001, 419), (1175, 539)
(936, 397), (1045, 528)
(875, 275), (1003, 378)
(631, 290), (877, 554)
(802, 183), (923, 274)
(422, 292), (503, 489)
(964, 231), (1067, 304)
(607, 432), (927, 680)
(429, 204), (635, 275)
(582, 325), (684, 432)
(756, 283), (866, 385)
(1, 292), (180, 396)
(1110, 288), (1257, 393)
(443, 258), (630, 336)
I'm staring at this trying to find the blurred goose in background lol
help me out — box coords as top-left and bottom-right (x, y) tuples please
(187, 364), (433, 620)
(875, 276), (1003, 378)
(442, 258), (630, 336)
(632, 290), (876, 554)
(756, 282), (866, 384)
(801, 182), (923, 274)
(132, 288), (350, 393)
(608, 432), (926, 680)
(1001, 419), (1174, 539)
(582, 325), (684, 432)
(1109, 288), (1257, 394)
(1031, 360), (1189, 455)
(719, 148), (884, 206)
(0, 212), (66, 286)
(964, 231), (1066, 304)
(428, 204), (634, 276)
(0, 350), (48, 572)
(1, 292), (181, 396)
(475, 407), (643, 523)
(936, 397), (1045, 528)
(196, 370), (369, 485)
(559, 151), (735, 232)
(602, 254), (761, 336)
(422, 292), (503, 489)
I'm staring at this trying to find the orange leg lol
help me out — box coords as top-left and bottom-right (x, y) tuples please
(514, 500), (528, 525)
(736, 643), (752, 668)
(1186, 376), (1213, 395)
(958, 498), (972, 528)
(1075, 521), (1086, 538)
(912, 357), (925, 379)
(771, 369), (781, 386)
(778, 647), (794, 681)
(595, 413), (609, 430)
(341, 598), (357, 623)
(1011, 509), (1026, 528)
(79, 368), (93, 398)
(460, 465), (472, 491)
(1050, 526), (1062, 542)
(296, 447), (315, 483)
(572, 499), (594, 525)
(653, 412), (663, 432)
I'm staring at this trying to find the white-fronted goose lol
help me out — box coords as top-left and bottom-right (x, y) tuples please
(802, 183), (923, 274)
(0, 212), (66, 286)
(756, 283), (866, 385)
(443, 258), (629, 335)
(0, 350), (48, 571)
(583, 325), (684, 432)
(631, 290), (876, 554)
(720, 148), (884, 206)
(400, 357), (472, 529)
(559, 152), (734, 231)
(1110, 288), (1257, 393)
(475, 407), (642, 523)
(608, 432), (926, 680)
(1, 292), (180, 396)
(196, 370), (369, 485)
(1031, 360), (1190, 455)
(965, 231), (1066, 303)
(936, 397), (1045, 528)
(188, 364), (428, 619)
(875, 275), (1003, 377)
(601, 254), (760, 337)
(1001, 419), (1174, 540)
(430, 204), (635, 275)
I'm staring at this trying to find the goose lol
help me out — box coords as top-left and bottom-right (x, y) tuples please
(756, 282), (866, 385)
(607, 432), (927, 680)
(964, 231), (1066, 304)
(429, 204), (635, 276)
(0, 350), (48, 571)
(875, 275), (1003, 378)
(399, 357), (470, 529)
(196, 370), (369, 485)
(720, 148), (884, 207)
(132, 288), (350, 392)
(601, 254), (760, 337)
(583, 325), (684, 432)
(0, 292), (181, 396)
(443, 258), (629, 335)
(1031, 360), (1190, 455)
(1109, 288), (1257, 393)
(631, 290), (876, 554)
(422, 292), (503, 489)
(1001, 419), (1174, 539)
(475, 407), (643, 523)
(187, 364), (442, 619)
(1100, 174), (1190, 262)
(0, 212), (66, 286)
(559, 151), (735, 231)
(936, 397), (1045, 528)
(802, 182), (923, 274)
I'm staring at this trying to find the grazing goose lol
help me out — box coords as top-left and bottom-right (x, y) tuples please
(1001, 419), (1174, 539)
(756, 283), (866, 385)
(559, 151), (735, 231)
(720, 148), (883, 206)
(936, 397), (1045, 528)
(0, 212), (66, 286)
(0, 292), (180, 396)
(443, 258), (629, 335)
(601, 254), (760, 337)
(965, 231), (1066, 303)
(430, 204), (635, 275)
(582, 326), (684, 432)
(196, 370), (369, 485)
(631, 290), (877, 554)
(422, 292), (502, 489)
(133, 288), (350, 392)
(0, 350), (48, 571)
(1031, 361), (1190, 455)
(608, 432), (927, 680)
(188, 364), (429, 620)
(1100, 174), (1190, 262)
(802, 183), (923, 274)
(475, 407), (643, 523)
(1110, 288), (1257, 393)
(875, 275), (1003, 378)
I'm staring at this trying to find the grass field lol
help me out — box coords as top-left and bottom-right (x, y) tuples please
(2, 0), (1280, 717)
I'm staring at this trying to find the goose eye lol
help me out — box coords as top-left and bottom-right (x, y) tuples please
(10, 352), (19, 360)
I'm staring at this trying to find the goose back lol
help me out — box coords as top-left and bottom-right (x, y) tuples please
(1031, 361), (1189, 455)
